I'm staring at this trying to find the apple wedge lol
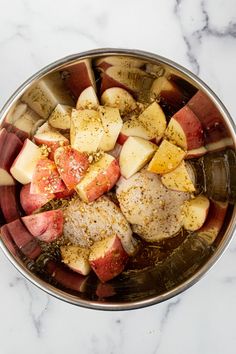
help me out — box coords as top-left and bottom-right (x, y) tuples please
(60, 245), (91, 276)
(46, 260), (88, 292)
(101, 87), (137, 115)
(182, 195), (210, 231)
(6, 219), (41, 259)
(98, 106), (123, 151)
(95, 56), (145, 71)
(119, 137), (157, 179)
(76, 86), (99, 110)
(100, 66), (153, 96)
(148, 139), (186, 174)
(121, 102), (166, 141)
(31, 158), (66, 194)
(70, 109), (104, 153)
(62, 59), (96, 99)
(22, 209), (63, 243)
(20, 183), (54, 215)
(161, 161), (196, 192)
(197, 200), (228, 245)
(0, 128), (23, 186)
(89, 234), (129, 283)
(10, 139), (43, 184)
(76, 153), (120, 203)
(54, 146), (89, 190)
(34, 122), (69, 159)
(48, 104), (72, 130)
(0, 185), (20, 222)
(165, 106), (204, 150)
(22, 72), (74, 119)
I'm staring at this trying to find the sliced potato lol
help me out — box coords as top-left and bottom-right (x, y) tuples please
(161, 161), (195, 192)
(182, 195), (210, 231)
(119, 137), (157, 178)
(148, 139), (186, 174)
(70, 109), (104, 153)
(48, 104), (72, 130)
(98, 106), (123, 151)
(101, 87), (137, 115)
(138, 101), (166, 140)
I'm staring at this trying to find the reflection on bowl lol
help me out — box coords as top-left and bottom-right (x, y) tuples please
(0, 49), (235, 310)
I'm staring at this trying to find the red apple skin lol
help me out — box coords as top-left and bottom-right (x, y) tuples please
(63, 60), (95, 99)
(187, 90), (230, 147)
(6, 219), (41, 259)
(34, 137), (69, 160)
(22, 209), (63, 243)
(20, 183), (54, 215)
(83, 159), (120, 203)
(172, 106), (204, 150)
(2, 122), (29, 142)
(89, 235), (129, 283)
(54, 146), (89, 190)
(198, 200), (228, 245)
(46, 260), (87, 292)
(117, 133), (128, 145)
(0, 224), (18, 256)
(0, 185), (20, 222)
(31, 158), (66, 194)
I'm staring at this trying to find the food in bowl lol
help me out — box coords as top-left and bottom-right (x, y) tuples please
(0, 53), (235, 303)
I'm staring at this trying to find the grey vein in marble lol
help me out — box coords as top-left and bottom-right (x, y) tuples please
(174, 0), (236, 75)
(153, 298), (181, 354)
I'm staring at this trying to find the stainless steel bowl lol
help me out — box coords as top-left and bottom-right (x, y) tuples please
(0, 49), (236, 310)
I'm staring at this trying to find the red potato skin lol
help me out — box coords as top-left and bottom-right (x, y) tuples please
(117, 133), (128, 145)
(185, 147), (207, 159)
(96, 283), (116, 298)
(20, 183), (54, 215)
(54, 146), (89, 190)
(0, 129), (23, 173)
(0, 224), (18, 256)
(173, 106), (204, 150)
(6, 219), (41, 259)
(31, 158), (66, 194)
(198, 200), (228, 244)
(83, 159), (120, 203)
(187, 90), (230, 146)
(54, 188), (76, 199)
(34, 137), (69, 160)
(22, 209), (63, 243)
(96, 61), (112, 72)
(63, 61), (95, 99)
(0, 185), (20, 222)
(46, 260), (87, 292)
(100, 73), (134, 95)
(89, 236), (129, 283)
(2, 122), (29, 142)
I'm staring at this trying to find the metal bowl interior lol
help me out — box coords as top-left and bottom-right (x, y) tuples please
(0, 49), (236, 310)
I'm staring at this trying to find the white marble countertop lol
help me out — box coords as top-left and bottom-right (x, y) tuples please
(0, 0), (236, 353)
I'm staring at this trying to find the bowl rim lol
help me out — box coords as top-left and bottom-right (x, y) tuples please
(0, 48), (236, 311)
